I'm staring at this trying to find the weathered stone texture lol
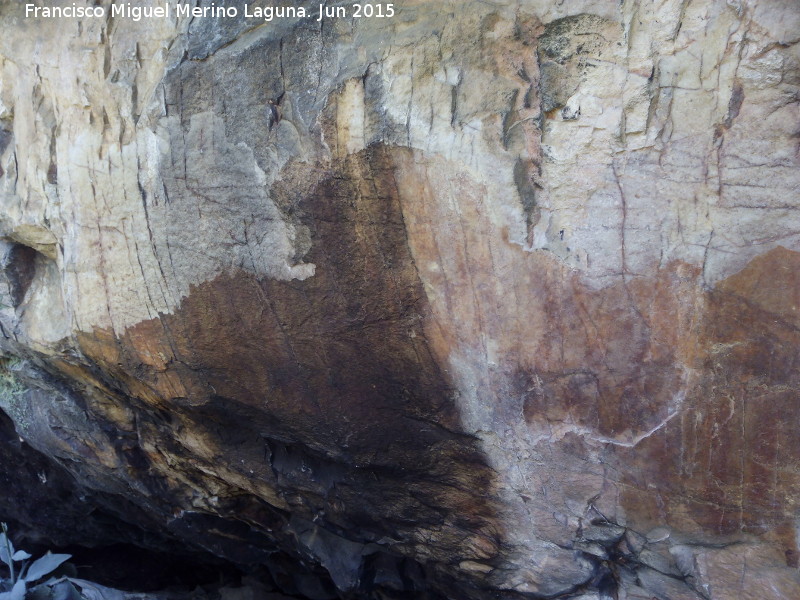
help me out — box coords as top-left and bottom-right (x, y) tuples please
(0, 1), (799, 598)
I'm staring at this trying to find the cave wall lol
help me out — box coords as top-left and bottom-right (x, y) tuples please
(1, 1), (799, 598)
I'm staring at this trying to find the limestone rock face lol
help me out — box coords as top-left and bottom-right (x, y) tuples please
(0, 0), (799, 598)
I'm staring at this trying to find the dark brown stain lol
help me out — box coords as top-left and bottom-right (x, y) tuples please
(5, 244), (39, 307)
(74, 145), (501, 576)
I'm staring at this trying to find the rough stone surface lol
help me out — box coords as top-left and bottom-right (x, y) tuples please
(0, 1), (799, 598)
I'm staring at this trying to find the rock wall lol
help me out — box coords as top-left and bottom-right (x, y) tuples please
(1, 0), (799, 598)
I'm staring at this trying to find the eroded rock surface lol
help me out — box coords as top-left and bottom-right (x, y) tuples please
(0, 1), (799, 598)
